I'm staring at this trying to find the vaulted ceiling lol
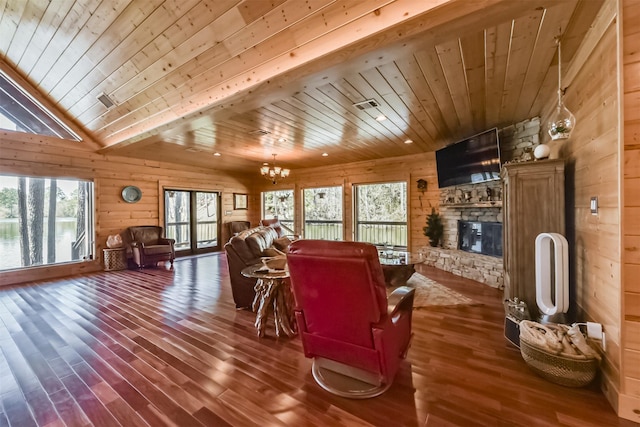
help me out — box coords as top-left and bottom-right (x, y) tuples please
(0, 0), (605, 174)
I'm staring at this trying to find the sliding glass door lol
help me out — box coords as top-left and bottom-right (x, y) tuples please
(164, 190), (220, 255)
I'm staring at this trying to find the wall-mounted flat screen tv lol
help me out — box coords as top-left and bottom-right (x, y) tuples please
(435, 128), (501, 188)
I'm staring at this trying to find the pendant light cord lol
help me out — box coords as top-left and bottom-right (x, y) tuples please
(556, 36), (563, 107)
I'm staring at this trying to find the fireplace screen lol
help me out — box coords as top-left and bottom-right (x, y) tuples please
(458, 221), (502, 257)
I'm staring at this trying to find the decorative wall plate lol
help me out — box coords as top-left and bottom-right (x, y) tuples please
(121, 185), (142, 203)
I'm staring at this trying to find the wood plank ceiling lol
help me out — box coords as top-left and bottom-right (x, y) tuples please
(0, 0), (605, 174)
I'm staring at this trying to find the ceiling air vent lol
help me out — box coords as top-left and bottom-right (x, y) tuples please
(248, 129), (271, 136)
(352, 99), (379, 110)
(97, 93), (116, 109)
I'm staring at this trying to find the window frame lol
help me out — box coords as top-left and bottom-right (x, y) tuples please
(261, 189), (295, 231)
(0, 70), (81, 141)
(0, 173), (96, 272)
(301, 185), (344, 241)
(353, 180), (408, 248)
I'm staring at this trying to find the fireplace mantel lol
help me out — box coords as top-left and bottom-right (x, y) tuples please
(441, 201), (502, 208)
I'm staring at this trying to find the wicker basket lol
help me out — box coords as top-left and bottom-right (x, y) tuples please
(520, 339), (599, 387)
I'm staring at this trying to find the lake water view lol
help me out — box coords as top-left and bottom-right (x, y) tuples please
(0, 218), (77, 270)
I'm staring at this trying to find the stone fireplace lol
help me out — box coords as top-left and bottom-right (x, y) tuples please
(419, 117), (541, 289)
(441, 202), (502, 250)
(421, 203), (505, 288)
(458, 220), (502, 257)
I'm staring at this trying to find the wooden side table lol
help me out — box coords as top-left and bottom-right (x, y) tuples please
(103, 248), (127, 271)
(241, 264), (296, 338)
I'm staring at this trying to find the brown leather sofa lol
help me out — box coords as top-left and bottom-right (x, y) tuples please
(124, 226), (176, 269)
(223, 226), (291, 309)
(228, 220), (251, 236)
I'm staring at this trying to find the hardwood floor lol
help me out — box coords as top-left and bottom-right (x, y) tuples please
(0, 254), (636, 427)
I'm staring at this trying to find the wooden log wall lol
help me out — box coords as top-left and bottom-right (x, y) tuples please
(622, 0), (640, 422)
(564, 20), (621, 397)
(541, 3), (638, 420)
(251, 152), (439, 252)
(0, 130), (251, 287)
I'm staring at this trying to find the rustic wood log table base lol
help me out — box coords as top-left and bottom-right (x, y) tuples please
(242, 263), (296, 338)
(251, 277), (296, 337)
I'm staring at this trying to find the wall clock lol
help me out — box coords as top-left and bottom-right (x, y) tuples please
(121, 185), (142, 203)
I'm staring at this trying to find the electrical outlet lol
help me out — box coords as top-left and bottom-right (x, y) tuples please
(586, 322), (606, 351)
(587, 322), (603, 340)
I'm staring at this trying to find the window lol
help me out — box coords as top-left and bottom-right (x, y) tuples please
(0, 71), (80, 140)
(354, 181), (407, 247)
(0, 111), (17, 131)
(0, 175), (94, 271)
(303, 186), (343, 240)
(262, 189), (294, 232)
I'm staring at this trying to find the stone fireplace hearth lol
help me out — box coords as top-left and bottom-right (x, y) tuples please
(421, 205), (504, 289)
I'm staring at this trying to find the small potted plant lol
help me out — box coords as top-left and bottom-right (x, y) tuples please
(423, 208), (444, 247)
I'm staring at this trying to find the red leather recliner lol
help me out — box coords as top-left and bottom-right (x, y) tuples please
(286, 240), (415, 398)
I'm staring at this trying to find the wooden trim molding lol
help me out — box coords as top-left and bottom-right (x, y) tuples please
(618, 393), (640, 424)
(0, 260), (101, 288)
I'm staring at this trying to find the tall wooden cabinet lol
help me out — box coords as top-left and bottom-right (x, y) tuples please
(502, 159), (565, 315)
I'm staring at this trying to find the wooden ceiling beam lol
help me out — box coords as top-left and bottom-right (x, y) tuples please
(98, 0), (482, 150)
(100, 0), (524, 156)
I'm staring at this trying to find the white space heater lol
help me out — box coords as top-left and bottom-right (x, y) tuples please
(535, 232), (569, 320)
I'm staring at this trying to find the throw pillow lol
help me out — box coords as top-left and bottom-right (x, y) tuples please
(262, 247), (285, 257)
(272, 236), (292, 251)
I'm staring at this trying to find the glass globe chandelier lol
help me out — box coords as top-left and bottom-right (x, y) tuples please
(548, 36), (576, 141)
(260, 154), (290, 184)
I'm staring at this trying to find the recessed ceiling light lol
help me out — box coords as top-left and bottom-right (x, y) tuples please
(404, 139), (413, 144)
(277, 137), (287, 143)
(213, 152), (221, 156)
(322, 152), (328, 157)
(375, 114), (387, 122)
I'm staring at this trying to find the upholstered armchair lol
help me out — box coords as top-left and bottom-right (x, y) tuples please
(126, 226), (175, 268)
(286, 240), (415, 398)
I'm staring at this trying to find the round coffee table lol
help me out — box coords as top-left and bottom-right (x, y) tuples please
(378, 251), (423, 287)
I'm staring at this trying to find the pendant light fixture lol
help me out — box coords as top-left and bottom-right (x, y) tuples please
(547, 35), (576, 141)
(260, 154), (290, 184)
